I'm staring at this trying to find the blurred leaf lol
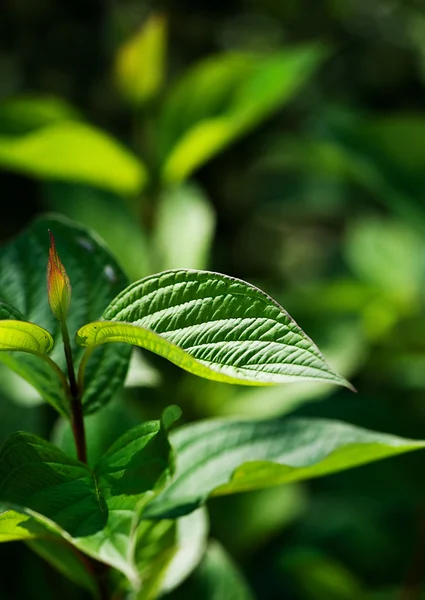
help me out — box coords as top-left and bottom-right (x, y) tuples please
(210, 484), (308, 556)
(27, 537), (97, 594)
(167, 540), (254, 600)
(281, 548), (364, 599)
(115, 14), (167, 106)
(77, 269), (349, 387)
(154, 183), (216, 271)
(159, 508), (208, 595)
(0, 121), (147, 195)
(45, 181), (151, 280)
(144, 417), (425, 518)
(345, 217), (425, 307)
(0, 214), (131, 416)
(159, 45), (326, 183)
(352, 115), (425, 174)
(0, 96), (80, 135)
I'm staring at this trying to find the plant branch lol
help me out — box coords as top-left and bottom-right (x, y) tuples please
(60, 320), (87, 464)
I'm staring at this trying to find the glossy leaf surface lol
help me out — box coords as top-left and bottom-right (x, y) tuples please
(77, 269), (348, 387)
(144, 417), (425, 518)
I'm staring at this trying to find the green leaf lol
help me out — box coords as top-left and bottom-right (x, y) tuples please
(114, 13), (167, 106)
(0, 411), (178, 584)
(167, 540), (255, 600)
(153, 183), (216, 271)
(144, 417), (425, 519)
(0, 96), (80, 135)
(0, 121), (147, 195)
(0, 300), (24, 321)
(76, 269), (348, 387)
(0, 320), (54, 353)
(0, 214), (132, 415)
(159, 45), (326, 183)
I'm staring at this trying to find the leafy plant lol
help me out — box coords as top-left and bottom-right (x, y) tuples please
(1, 214), (424, 599)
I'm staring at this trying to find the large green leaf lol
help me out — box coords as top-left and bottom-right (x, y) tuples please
(144, 417), (425, 519)
(0, 121), (147, 195)
(159, 45), (326, 183)
(76, 269), (348, 387)
(0, 214), (132, 415)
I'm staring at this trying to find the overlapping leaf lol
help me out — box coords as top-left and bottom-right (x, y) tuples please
(144, 417), (425, 519)
(0, 214), (132, 415)
(0, 408), (179, 587)
(158, 45), (326, 183)
(77, 269), (348, 387)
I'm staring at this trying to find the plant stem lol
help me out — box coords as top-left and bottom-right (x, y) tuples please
(60, 320), (87, 464)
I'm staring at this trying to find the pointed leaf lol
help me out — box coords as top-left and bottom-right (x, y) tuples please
(0, 320), (53, 353)
(144, 417), (425, 519)
(0, 214), (132, 415)
(114, 13), (167, 106)
(76, 269), (348, 387)
(159, 46), (326, 183)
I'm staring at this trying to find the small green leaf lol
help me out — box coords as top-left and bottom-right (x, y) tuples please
(159, 45), (326, 183)
(144, 417), (425, 519)
(114, 13), (167, 106)
(0, 320), (54, 353)
(0, 214), (132, 415)
(76, 269), (348, 387)
(0, 121), (147, 195)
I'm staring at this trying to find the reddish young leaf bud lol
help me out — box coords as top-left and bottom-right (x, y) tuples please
(47, 230), (71, 322)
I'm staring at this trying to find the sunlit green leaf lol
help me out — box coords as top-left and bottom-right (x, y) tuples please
(76, 269), (348, 387)
(0, 214), (132, 415)
(0, 320), (54, 354)
(0, 121), (147, 195)
(159, 45), (326, 182)
(114, 13), (167, 106)
(144, 417), (425, 519)
(154, 183), (216, 271)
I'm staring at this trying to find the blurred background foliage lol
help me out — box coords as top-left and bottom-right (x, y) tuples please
(1, 0), (425, 598)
